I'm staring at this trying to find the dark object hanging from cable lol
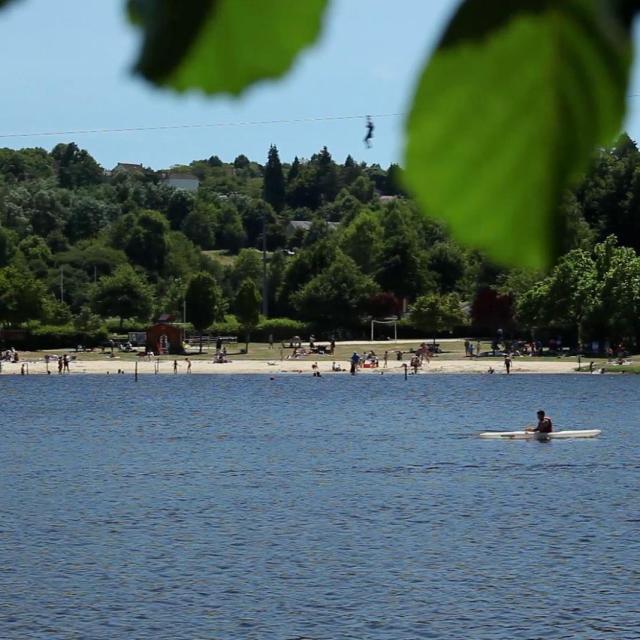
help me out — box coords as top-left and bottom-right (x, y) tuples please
(364, 115), (374, 148)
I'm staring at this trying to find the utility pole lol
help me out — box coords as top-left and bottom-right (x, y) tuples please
(262, 208), (268, 317)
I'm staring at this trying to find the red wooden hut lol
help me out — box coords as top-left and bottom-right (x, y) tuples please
(146, 315), (185, 355)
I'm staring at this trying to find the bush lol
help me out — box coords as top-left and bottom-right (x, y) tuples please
(254, 317), (308, 341)
(207, 314), (241, 336)
(23, 323), (109, 350)
(104, 318), (149, 333)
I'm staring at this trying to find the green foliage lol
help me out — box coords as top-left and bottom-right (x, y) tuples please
(164, 232), (207, 279)
(263, 145), (285, 212)
(230, 249), (263, 291)
(131, 0), (328, 95)
(51, 143), (103, 188)
(377, 204), (432, 299)
(66, 195), (117, 241)
(181, 206), (217, 249)
(405, 0), (632, 269)
(255, 317), (307, 341)
(55, 242), (127, 279)
(0, 147), (54, 182)
(124, 209), (170, 272)
(91, 264), (153, 328)
(235, 278), (261, 350)
(235, 278), (261, 335)
(42, 297), (73, 325)
(291, 252), (378, 327)
(28, 323), (108, 350)
(74, 306), (105, 333)
(408, 293), (466, 334)
(185, 271), (224, 337)
(209, 314), (241, 336)
(340, 209), (383, 275)
(348, 175), (375, 204)
(516, 236), (640, 342)
(217, 203), (246, 253)
(167, 189), (195, 229)
(426, 242), (469, 294)
(0, 265), (48, 326)
(0, 225), (16, 267)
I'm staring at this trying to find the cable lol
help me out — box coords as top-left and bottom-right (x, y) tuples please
(3, 92), (640, 140)
(0, 112), (404, 140)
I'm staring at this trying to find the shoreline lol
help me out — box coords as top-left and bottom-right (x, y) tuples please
(0, 358), (586, 376)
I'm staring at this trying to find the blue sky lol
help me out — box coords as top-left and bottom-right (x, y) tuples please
(1, 0), (640, 170)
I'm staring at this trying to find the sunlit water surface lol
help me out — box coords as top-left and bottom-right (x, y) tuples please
(1, 374), (639, 639)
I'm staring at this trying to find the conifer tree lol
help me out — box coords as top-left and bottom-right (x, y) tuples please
(263, 145), (285, 212)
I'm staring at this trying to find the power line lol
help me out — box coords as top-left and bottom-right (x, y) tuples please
(0, 112), (404, 140)
(4, 93), (640, 141)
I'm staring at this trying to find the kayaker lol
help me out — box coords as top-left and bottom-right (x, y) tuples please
(527, 410), (553, 433)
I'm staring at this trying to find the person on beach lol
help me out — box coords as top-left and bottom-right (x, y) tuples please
(57, 357), (63, 374)
(173, 359), (178, 374)
(350, 352), (360, 375)
(383, 350), (388, 368)
(526, 410), (553, 434)
(63, 354), (70, 373)
(504, 354), (512, 374)
(185, 358), (192, 373)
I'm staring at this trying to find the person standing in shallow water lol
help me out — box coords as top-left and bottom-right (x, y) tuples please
(504, 354), (512, 374)
(350, 352), (360, 375)
(173, 360), (178, 374)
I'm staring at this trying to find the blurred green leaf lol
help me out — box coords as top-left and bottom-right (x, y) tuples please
(131, 0), (328, 95)
(405, 0), (632, 269)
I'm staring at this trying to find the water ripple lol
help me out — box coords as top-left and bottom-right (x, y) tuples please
(1, 374), (639, 638)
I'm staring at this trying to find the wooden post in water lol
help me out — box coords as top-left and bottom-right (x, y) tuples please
(135, 361), (138, 382)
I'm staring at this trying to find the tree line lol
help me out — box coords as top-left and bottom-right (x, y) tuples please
(2, 135), (640, 347)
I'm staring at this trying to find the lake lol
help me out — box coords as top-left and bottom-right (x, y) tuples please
(1, 374), (639, 639)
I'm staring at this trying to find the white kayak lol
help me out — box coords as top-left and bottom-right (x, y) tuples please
(478, 429), (601, 440)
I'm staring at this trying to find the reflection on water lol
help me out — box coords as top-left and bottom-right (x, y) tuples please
(1, 374), (639, 638)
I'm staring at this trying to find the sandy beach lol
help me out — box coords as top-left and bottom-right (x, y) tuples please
(0, 356), (582, 376)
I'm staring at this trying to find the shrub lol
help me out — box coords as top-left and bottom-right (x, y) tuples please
(207, 314), (241, 336)
(25, 323), (109, 350)
(254, 317), (308, 341)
